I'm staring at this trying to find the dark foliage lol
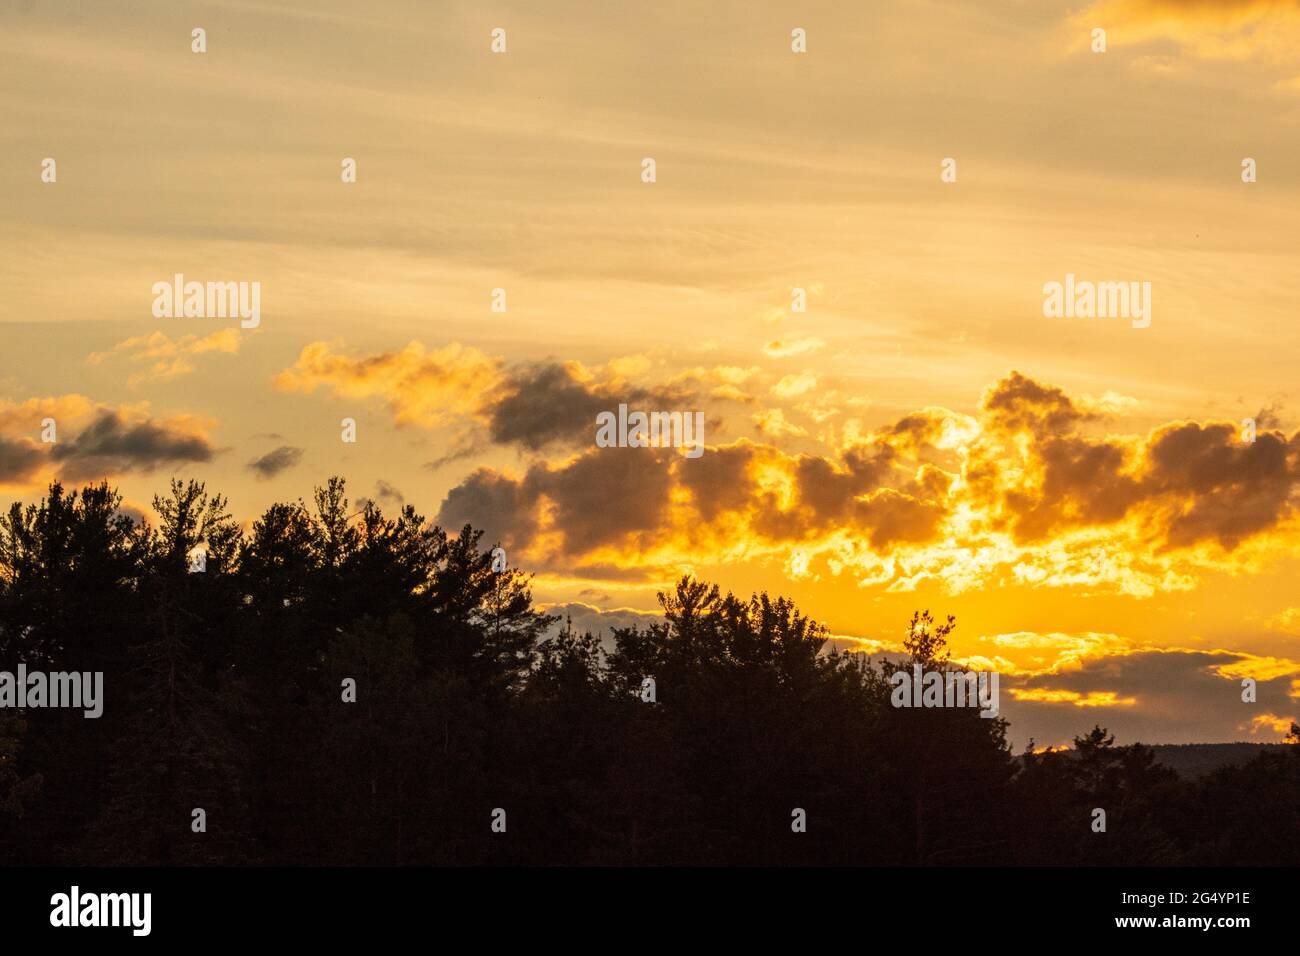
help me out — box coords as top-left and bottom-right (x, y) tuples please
(1, 479), (1296, 865)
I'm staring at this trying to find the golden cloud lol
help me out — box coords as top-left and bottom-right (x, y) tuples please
(976, 631), (1138, 676)
(771, 371), (818, 399)
(752, 409), (808, 439)
(1246, 712), (1296, 737)
(1267, 606), (1300, 634)
(277, 341), (701, 450)
(1071, 0), (1300, 85)
(433, 369), (1300, 594)
(275, 341), (502, 428)
(967, 372), (1300, 552)
(87, 329), (242, 385)
(1209, 651), (1300, 682)
(1008, 688), (1138, 707)
(763, 336), (826, 359)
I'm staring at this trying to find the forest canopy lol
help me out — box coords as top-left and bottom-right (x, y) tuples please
(0, 478), (1296, 866)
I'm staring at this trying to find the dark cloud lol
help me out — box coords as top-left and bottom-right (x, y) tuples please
(50, 411), (215, 481)
(357, 479), (406, 512)
(277, 342), (709, 457)
(884, 409), (965, 465)
(425, 436), (488, 472)
(436, 432), (949, 575)
(436, 467), (539, 549)
(437, 445), (677, 560)
(852, 488), (946, 549)
(0, 436), (44, 483)
(247, 445), (304, 480)
(373, 479), (404, 507)
(437, 370), (1300, 580)
(847, 642), (1299, 750)
(1000, 648), (1299, 750)
(981, 371), (1092, 436)
(1252, 399), (1285, 431)
(1005, 435), (1141, 540)
(746, 442), (945, 548)
(485, 362), (695, 451)
(972, 371), (1300, 550)
(1140, 422), (1299, 548)
(530, 446), (676, 554)
(674, 442), (764, 524)
(560, 562), (672, 582)
(970, 374), (1144, 541)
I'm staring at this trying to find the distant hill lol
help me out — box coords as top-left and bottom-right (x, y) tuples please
(1017, 742), (1291, 778)
(1147, 743), (1288, 778)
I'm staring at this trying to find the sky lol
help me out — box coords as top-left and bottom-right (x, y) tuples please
(2, 0), (1299, 749)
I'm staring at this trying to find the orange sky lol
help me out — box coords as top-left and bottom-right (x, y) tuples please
(2, 0), (1299, 748)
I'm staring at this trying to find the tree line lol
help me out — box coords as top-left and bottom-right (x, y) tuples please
(1, 478), (1296, 865)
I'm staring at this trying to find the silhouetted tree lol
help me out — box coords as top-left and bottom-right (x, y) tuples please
(0, 478), (1296, 866)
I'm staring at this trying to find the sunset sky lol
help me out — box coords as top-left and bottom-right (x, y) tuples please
(3, 0), (1299, 748)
